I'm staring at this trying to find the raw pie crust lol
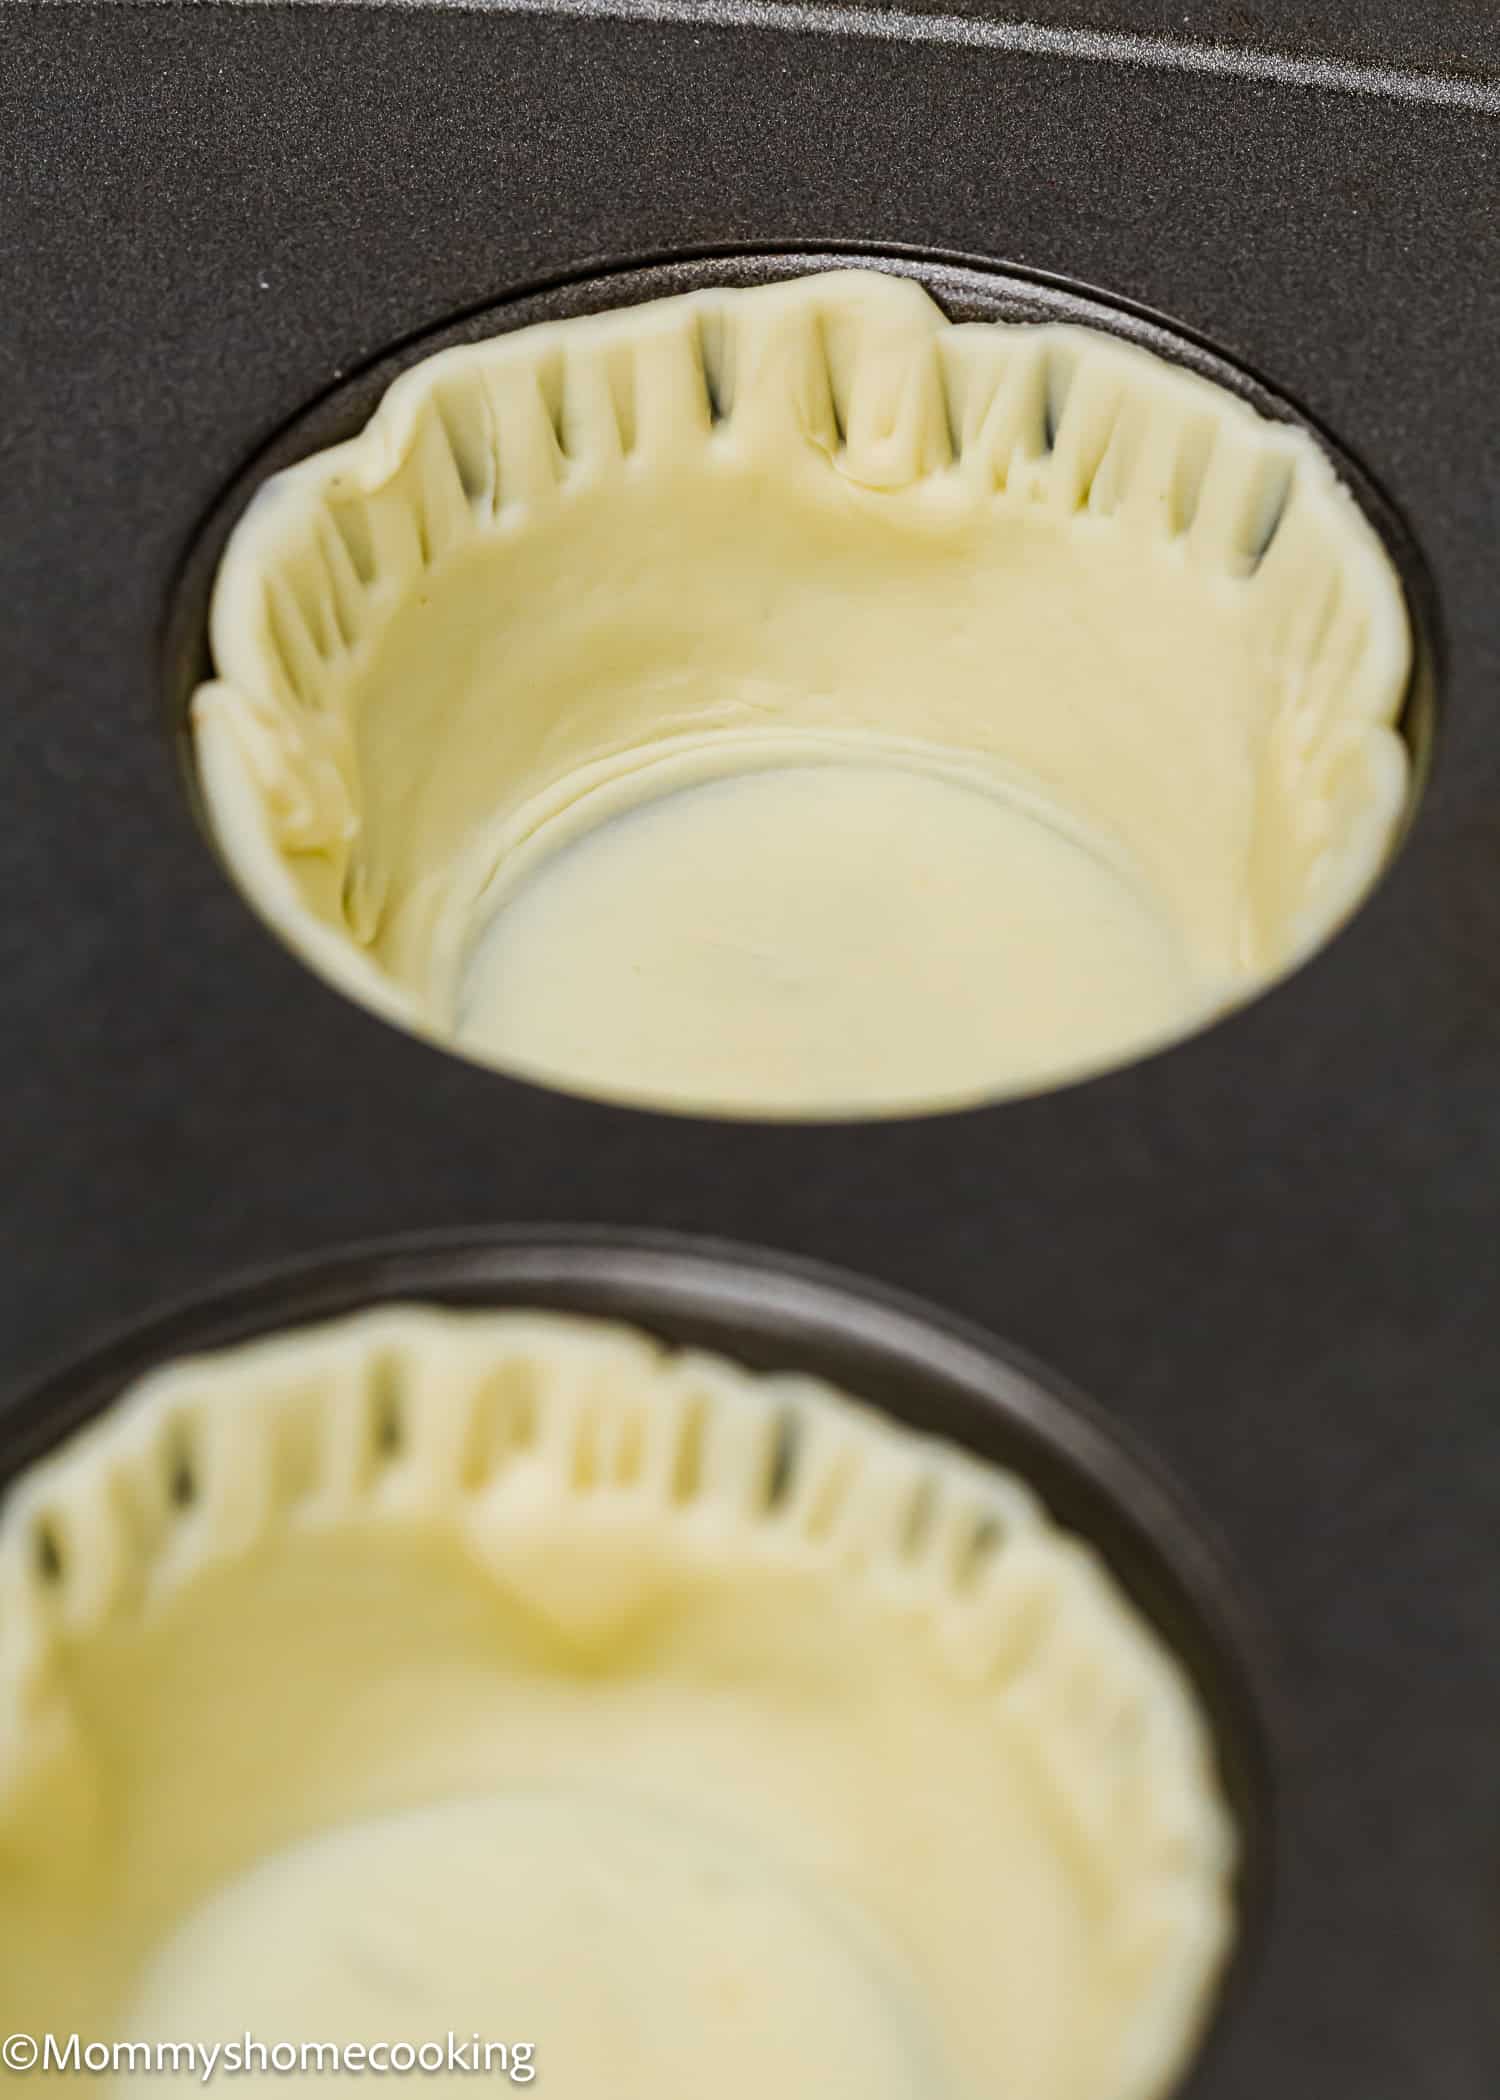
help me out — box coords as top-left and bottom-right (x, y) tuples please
(0, 1309), (1235, 2098)
(195, 269), (1410, 1115)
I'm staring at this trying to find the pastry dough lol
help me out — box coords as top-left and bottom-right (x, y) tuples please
(0, 1309), (1236, 2099)
(193, 269), (1409, 1112)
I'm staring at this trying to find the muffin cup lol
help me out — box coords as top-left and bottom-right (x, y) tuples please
(0, 1232), (1271, 2100)
(191, 268), (1411, 1116)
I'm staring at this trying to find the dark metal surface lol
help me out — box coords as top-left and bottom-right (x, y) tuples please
(806, 0), (1500, 79)
(2, 4), (1498, 2096)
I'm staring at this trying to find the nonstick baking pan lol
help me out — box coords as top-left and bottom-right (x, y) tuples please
(2, 4), (1498, 2096)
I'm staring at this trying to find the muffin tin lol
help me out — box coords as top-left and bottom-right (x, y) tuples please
(3, 4), (1498, 2096)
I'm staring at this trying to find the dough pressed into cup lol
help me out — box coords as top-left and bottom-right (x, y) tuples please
(0, 1308), (1236, 2099)
(194, 270), (1410, 1113)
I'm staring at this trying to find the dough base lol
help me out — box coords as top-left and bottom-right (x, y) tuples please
(122, 1787), (949, 2096)
(459, 759), (1208, 1111)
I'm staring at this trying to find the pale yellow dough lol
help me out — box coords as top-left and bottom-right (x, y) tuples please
(0, 1310), (1236, 2099)
(193, 269), (1410, 1115)
(459, 763), (1203, 1109)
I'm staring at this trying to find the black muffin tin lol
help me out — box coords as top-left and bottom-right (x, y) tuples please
(3, 5), (1498, 2095)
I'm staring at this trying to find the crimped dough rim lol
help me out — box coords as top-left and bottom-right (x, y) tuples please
(0, 1306), (1235, 2100)
(191, 270), (1410, 1107)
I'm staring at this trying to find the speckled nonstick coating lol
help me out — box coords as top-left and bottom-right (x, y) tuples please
(1, 8), (1497, 2096)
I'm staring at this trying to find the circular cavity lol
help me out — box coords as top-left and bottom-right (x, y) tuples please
(125, 1787), (948, 2096)
(173, 249), (1435, 1123)
(458, 760), (1205, 1111)
(0, 1232), (1275, 2099)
